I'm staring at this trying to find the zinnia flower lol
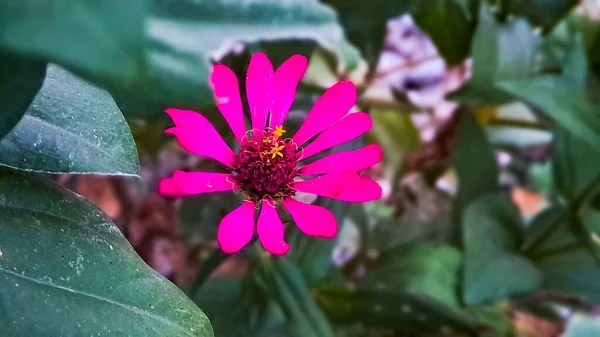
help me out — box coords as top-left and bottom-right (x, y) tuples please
(159, 52), (382, 255)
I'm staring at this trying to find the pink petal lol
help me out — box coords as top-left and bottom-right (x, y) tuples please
(292, 171), (362, 198)
(173, 170), (235, 195)
(335, 177), (382, 202)
(257, 202), (290, 255)
(292, 81), (357, 146)
(246, 52), (274, 133)
(268, 54), (308, 129)
(300, 112), (373, 159)
(158, 177), (186, 197)
(210, 64), (247, 142)
(282, 198), (337, 238)
(299, 144), (383, 175)
(165, 109), (235, 167)
(217, 200), (256, 254)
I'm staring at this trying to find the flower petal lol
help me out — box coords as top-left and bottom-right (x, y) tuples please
(217, 200), (256, 254)
(158, 176), (186, 197)
(299, 144), (383, 175)
(257, 202), (290, 255)
(210, 64), (247, 142)
(334, 177), (382, 202)
(282, 198), (337, 238)
(269, 54), (308, 129)
(246, 52), (274, 133)
(292, 81), (357, 146)
(292, 171), (361, 198)
(165, 109), (235, 167)
(300, 112), (373, 159)
(173, 170), (235, 195)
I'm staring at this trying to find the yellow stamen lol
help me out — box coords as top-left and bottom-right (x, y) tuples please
(273, 125), (286, 138)
(271, 144), (285, 158)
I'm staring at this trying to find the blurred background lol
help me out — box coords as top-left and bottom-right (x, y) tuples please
(4, 0), (600, 336)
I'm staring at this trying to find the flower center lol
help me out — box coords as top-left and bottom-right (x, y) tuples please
(231, 127), (300, 201)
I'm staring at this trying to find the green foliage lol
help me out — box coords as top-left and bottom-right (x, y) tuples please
(0, 168), (212, 336)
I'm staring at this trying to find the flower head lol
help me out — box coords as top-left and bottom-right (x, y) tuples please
(160, 52), (382, 255)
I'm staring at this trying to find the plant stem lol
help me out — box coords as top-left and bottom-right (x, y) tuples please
(188, 249), (229, 298)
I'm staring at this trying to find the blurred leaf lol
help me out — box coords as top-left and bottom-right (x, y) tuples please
(499, 37), (600, 149)
(507, 0), (577, 31)
(0, 65), (139, 176)
(451, 111), (499, 244)
(317, 286), (479, 335)
(255, 259), (335, 337)
(536, 248), (600, 302)
(321, 0), (411, 72)
(361, 243), (462, 309)
(0, 52), (46, 140)
(449, 4), (540, 104)
(0, 0), (147, 85)
(0, 168), (212, 337)
(412, 0), (477, 65)
(179, 193), (244, 243)
(463, 193), (543, 305)
(552, 125), (600, 201)
(563, 314), (600, 336)
(522, 206), (567, 253)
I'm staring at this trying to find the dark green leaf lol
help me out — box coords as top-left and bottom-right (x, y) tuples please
(0, 168), (212, 337)
(321, 0), (411, 71)
(507, 0), (577, 31)
(361, 243), (462, 309)
(412, 0), (477, 65)
(552, 125), (600, 201)
(449, 4), (540, 104)
(522, 206), (567, 253)
(451, 110), (499, 245)
(563, 314), (600, 336)
(0, 52), (46, 140)
(0, 0), (147, 84)
(255, 260), (335, 337)
(463, 193), (543, 305)
(316, 286), (479, 335)
(0, 65), (139, 175)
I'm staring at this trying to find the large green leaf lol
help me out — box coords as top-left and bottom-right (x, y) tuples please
(255, 259), (335, 337)
(0, 168), (212, 337)
(552, 125), (600, 201)
(0, 65), (139, 175)
(451, 111), (499, 244)
(0, 0), (147, 84)
(412, 0), (476, 65)
(449, 3), (540, 104)
(506, 0), (577, 31)
(317, 286), (480, 335)
(463, 193), (543, 305)
(361, 243), (462, 309)
(0, 52), (46, 140)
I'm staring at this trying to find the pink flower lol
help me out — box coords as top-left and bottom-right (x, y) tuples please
(160, 53), (382, 255)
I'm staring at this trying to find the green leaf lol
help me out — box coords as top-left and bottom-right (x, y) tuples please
(255, 259), (335, 337)
(0, 65), (139, 176)
(522, 206), (567, 253)
(0, 0), (147, 84)
(412, 0), (476, 65)
(0, 52), (46, 140)
(499, 37), (600, 149)
(0, 168), (212, 337)
(451, 110), (499, 244)
(552, 125), (600, 201)
(463, 193), (543, 305)
(321, 0), (411, 71)
(316, 286), (479, 335)
(361, 243), (462, 309)
(537, 248), (600, 302)
(563, 314), (600, 336)
(449, 4), (540, 104)
(506, 0), (577, 31)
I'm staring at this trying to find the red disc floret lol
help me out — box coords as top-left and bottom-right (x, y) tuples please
(231, 130), (300, 201)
